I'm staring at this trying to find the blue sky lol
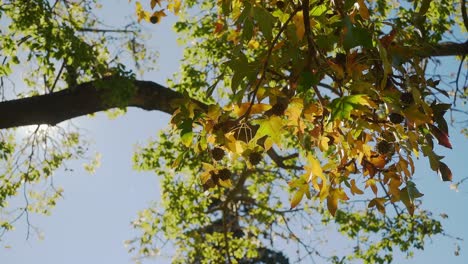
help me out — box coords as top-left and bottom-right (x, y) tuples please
(1, 1), (467, 263)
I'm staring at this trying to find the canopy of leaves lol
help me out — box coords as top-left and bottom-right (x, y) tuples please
(1, 0), (467, 263)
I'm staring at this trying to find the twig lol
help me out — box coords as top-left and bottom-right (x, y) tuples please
(267, 148), (302, 170)
(462, 0), (468, 32)
(77, 28), (138, 34)
(452, 55), (466, 107)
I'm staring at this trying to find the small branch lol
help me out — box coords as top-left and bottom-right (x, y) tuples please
(462, 0), (468, 32)
(453, 55), (466, 106)
(416, 41), (468, 57)
(302, 0), (315, 62)
(76, 27), (138, 34)
(267, 148), (302, 170)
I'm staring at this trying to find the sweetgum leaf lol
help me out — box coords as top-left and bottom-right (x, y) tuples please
(438, 162), (453, 181)
(430, 124), (452, 149)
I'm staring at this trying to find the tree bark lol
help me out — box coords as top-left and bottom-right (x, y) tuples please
(416, 41), (468, 57)
(0, 79), (188, 129)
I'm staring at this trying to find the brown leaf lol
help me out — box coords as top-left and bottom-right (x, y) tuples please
(438, 162), (453, 181)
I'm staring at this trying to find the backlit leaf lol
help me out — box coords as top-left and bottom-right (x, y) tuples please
(438, 162), (453, 181)
(327, 187), (349, 216)
(329, 94), (374, 120)
(430, 124), (452, 149)
(253, 116), (283, 146)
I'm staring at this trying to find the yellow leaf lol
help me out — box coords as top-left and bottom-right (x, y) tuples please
(327, 187), (349, 216)
(397, 156), (411, 178)
(168, 0), (181, 15)
(319, 136), (330, 152)
(305, 154), (329, 201)
(135, 1), (150, 22)
(290, 188), (304, 209)
(285, 98), (303, 122)
(292, 11), (315, 40)
(248, 40), (260, 49)
(263, 137), (273, 151)
(234, 102), (271, 117)
(253, 116), (284, 146)
(365, 178), (378, 195)
(388, 176), (402, 201)
(293, 11), (305, 40)
(306, 154), (324, 183)
(224, 132), (246, 154)
(218, 178), (233, 188)
(350, 179), (364, 195)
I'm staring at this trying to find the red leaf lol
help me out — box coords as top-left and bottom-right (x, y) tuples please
(430, 124), (452, 149)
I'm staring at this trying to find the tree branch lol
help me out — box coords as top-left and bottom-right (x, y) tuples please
(416, 41), (468, 57)
(0, 79), (187, 129)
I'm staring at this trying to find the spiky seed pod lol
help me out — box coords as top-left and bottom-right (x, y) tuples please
(210, 170), (220, 184)
(376, 140), (393, 155)
(276, 1), (285, 9)
(211, 147), (225, 161)
(218, 168), (232, 181)
(149, 16), (159, 24)
(270, 102), (287, 116)
(249, 152), (263, 165)
(400, 92), (414, 106)
(389, 113), (405, 124)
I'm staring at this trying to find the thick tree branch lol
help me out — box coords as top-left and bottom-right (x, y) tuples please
(0, 79), (187, 129)
(416, 41), (468, 57)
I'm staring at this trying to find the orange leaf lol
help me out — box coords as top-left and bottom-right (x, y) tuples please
(369, 153), (386, 169)
(214, 21), (224, 34)
(357, 0), (370, 20)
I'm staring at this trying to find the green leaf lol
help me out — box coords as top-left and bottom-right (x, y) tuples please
(329, 94), (373, 120)
(179, 119), (193, 147)
(253, 6), (276, 41)
(297, 71), (320, 94)
(406, 181), (424, 201)
(309, 4), (328, 16)
(242, 18), (254, 41)
(343, 17), (373, 50)
(253, 116), (283, 146)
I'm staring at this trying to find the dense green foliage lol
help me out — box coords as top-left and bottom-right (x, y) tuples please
(1, 0), (467, 263)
